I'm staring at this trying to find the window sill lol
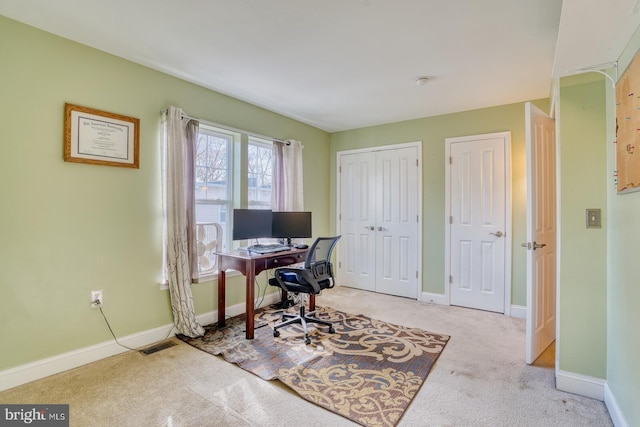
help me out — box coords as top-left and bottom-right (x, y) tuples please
(196, 269), (241, 284)
(159, 270), (242, 290)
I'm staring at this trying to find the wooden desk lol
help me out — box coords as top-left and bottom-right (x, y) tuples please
(216, 247), (308, 339)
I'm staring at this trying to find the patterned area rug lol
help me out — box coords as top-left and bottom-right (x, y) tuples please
(178, 305), (450, 427)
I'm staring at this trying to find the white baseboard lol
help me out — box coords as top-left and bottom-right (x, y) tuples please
(420, 292), (448, 305)
(194, 292), (280, 325)
(0, 323), (177, 392)
(510, 305), (526, 319)
(604, 383), (629, 427)
(556, 369), (605, 401)
(418, 293), (527, 322)
(0, 293), (281, 393)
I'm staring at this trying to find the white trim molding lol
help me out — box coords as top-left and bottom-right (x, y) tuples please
(604, 383), (629, 427)
(0, 293), (280, 392)
(419, 295), (527, 320)
(0, 323), (176, 392)
(510, 305), (527, 319)
(556, 370), (605, 401)
(420, 292), (449, 305)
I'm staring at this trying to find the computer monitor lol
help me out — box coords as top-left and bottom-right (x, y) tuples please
(271, 211), (312, 245)
(232, 209), (273, 240)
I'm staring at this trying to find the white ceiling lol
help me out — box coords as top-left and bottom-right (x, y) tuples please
(1, 0), (640, 132)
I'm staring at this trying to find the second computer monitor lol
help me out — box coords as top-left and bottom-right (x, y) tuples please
(272, 211), (312, 245)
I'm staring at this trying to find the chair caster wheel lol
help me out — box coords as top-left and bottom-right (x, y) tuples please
(328, 326), (335, 334)
(273, 330), (280, 338)
(305, 337), (311, 345)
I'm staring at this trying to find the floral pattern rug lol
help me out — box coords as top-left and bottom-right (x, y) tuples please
(178, 306), (450, 427)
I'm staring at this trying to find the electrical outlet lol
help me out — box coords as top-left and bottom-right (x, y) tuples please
(91, 290), (103, 308)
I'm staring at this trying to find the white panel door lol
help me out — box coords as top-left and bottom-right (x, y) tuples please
(375, 147), (419, 298)
(449, 135), (507, 313)
(338, 145), (420, 298)
(339, 152), (376, 292)
(525, 102), (557, 364)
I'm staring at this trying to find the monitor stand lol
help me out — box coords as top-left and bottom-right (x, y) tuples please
(279, 237), (292, 246)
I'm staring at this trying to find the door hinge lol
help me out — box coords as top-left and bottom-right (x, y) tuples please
(339, 166), (342, 173)
(416, 271), (419, 279)
(449, 156), (453, 164)
(416, 159), (419, 167)
(339, 261), (342, 268)
(449, 275), (453, 284)
(449, 216), (453, 224)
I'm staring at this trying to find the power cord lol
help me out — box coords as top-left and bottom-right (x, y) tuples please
(254, 272), (271, 310)
(97, 305), (174, 351)
(252, 272), (279, 331)
(95, 268), (284, 347)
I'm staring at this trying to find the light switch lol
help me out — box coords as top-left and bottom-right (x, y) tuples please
(586, 209), (601, 229)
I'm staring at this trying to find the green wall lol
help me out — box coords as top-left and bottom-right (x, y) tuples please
(0, 16), (331, 370)
(3, 15), (639, 424)
(557, 77), (608, 379)
(330, 99), (549, 305)
(605, 26), (640, 426)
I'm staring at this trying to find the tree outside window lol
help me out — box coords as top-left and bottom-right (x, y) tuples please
(248, 137), (272, 209)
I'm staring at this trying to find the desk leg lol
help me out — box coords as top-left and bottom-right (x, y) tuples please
(218, 269), (226, 327)
(309, 294), (316, 312)
(245, 260), (255, 339)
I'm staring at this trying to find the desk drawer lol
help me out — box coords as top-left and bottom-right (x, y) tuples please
(266, 253), (306, 269)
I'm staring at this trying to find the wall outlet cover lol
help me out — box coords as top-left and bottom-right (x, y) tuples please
(586, 209), (601, 229)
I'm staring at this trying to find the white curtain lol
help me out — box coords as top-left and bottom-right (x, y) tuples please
(272, 140), (304, 211)
(162, 106), (204, 337)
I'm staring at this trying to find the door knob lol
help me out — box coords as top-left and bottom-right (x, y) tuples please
(489, 231), (504, 237)
(532, 241), (546, 250)
(364, 226), (374, 230)
(378, 226), (387, 231)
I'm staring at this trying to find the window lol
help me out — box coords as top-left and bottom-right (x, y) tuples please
(247, 137), (273, 209)
(162, 112), (294, 284)
(192, 130), (274, 274)
(194, 126), (232, 273)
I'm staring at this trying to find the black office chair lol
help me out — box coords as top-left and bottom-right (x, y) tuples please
(268, 236), (341, 344)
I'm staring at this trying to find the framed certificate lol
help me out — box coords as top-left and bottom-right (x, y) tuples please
(64, 103), (140, 168)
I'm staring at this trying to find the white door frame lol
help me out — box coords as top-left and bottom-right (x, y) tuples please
(444, 132), (513, 315)
(336, 141), (423, 296)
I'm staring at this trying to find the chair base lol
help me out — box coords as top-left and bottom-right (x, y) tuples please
(273, 303), (335, 345)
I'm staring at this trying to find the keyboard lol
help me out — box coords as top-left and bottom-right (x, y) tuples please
(245, 244), (291, 254)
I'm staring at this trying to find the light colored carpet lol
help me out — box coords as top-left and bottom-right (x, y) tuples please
(178, 305), (449, 427)
(0, 286), (612, 426)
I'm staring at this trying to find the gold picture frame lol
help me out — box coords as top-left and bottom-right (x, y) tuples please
(64, 103), (140, 168)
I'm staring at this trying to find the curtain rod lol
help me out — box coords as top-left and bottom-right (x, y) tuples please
(162, 108), (291, 145)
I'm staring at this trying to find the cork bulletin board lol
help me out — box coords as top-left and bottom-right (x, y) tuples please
(616, 51), (640, 194)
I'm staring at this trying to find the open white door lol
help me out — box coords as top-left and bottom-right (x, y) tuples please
(525, 102), (557, 364)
